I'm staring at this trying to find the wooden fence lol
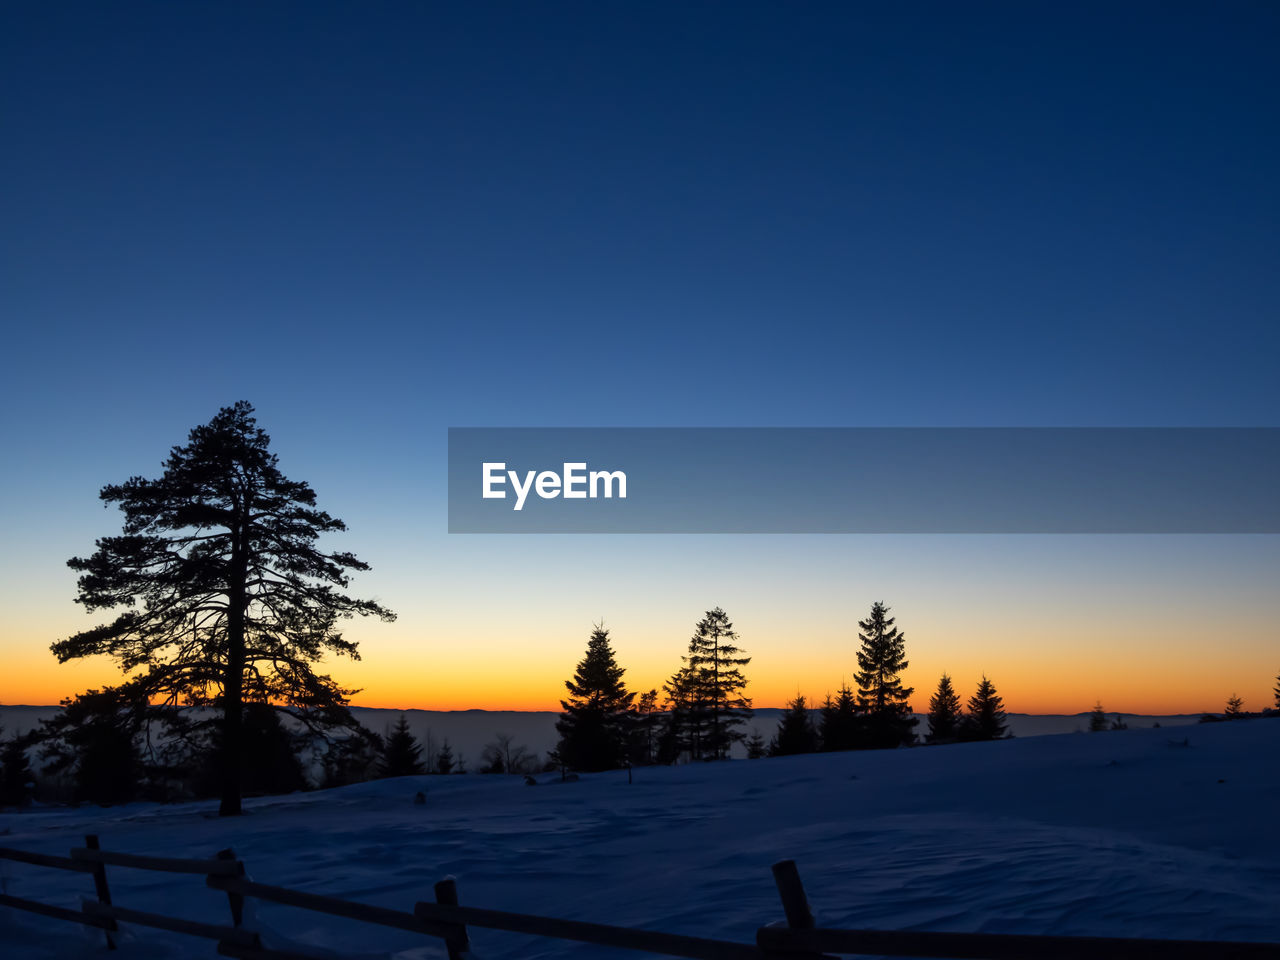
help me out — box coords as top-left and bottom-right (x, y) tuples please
(2, 838), (1278, 959)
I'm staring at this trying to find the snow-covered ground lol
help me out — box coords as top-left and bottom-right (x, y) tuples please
(2, 719), (1277, 959)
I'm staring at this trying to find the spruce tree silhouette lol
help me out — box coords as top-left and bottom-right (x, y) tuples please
(38, 688), (143, 805)
(380, 715), (426, 777)
(0, 728), (35, 807)
(555, 623), (636, 771)
(818, 683), (860, 751)
(685, 607), (752, 760)
(1225, 693), (1244, 717)
(52, 402), (395, 815)
(1089, 701), (1109, 732)
(239, 703), (308, 795)
(658, 665), (701, 762)
(199, 701), (310, 796)
(1275, 671), (1280, 710)
(854, 601), (917, 748)
(770, 694), (818, 756)
(962, 675), (1008, 741)
(926, 673), (962, 742)
(436, 739), (456, 775)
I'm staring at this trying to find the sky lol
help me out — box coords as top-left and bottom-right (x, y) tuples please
(2, 2), (1277, 715)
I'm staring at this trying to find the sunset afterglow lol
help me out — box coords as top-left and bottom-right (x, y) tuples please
(5, 534), (1276, 716)
(2, 4), (1276, 725)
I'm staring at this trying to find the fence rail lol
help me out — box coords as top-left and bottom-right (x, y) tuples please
(2, 838), (1279, 959)
(206, 874), (457, 940)
(413, 898), (759, 960)
(71, 847), (245, 876)
(0, 891), (116, 930)
(0, 845), (96, 873)
(757, 926), (1280, 960)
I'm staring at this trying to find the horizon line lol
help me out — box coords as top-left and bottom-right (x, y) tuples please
(0, 702), (1224, 718)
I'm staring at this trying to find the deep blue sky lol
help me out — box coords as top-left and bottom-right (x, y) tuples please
(3, 3), (1278, 710)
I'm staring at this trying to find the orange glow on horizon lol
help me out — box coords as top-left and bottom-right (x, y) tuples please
(4, 636), (1274, 718)
(8, 574), (1277, 719)
(10, 528), (1276, 723)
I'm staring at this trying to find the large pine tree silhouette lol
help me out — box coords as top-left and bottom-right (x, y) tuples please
(52, 402), (394, 815)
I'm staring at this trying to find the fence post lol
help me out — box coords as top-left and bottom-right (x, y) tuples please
(434, 876), (470, 960)
(84, 835), (117, 950)
(763, 859), (832, 959)
(771, 860), (814, 931)
(215, 849), (246, 927)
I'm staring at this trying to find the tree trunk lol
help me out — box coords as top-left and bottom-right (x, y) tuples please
(219, 518), (249, 817)
(219, 631), (244, 816)
(711, 633), (720, 760)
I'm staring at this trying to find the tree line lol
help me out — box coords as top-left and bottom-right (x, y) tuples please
(548, 600), (1012, 771)
(6, 403), (1278, 811)
(741, 603), (1011, 758)
(0, 699), (560, 808)
(551, 607), (754, 771)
